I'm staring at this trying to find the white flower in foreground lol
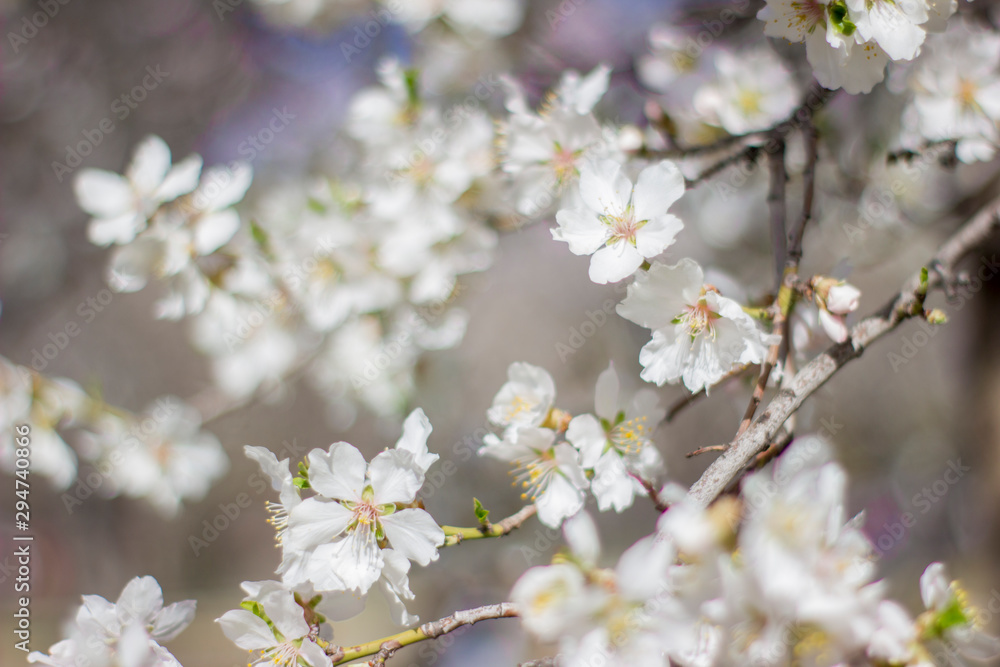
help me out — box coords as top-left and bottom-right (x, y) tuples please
(487, 362), (557, 430)
(282, 412), (443, 596)
(918, 562), (1000, 661)
(74, 135), (202, 246)
(479, 426), (587, 528)
(565, 363), (665, 512)
(554, 159), (685, 284)
(757, 0), (890, 94)
(693, 48), (799, 135)
(617, 259), (779, 392)
(29, 576), (195, 667)
(217, 581), (331, 667)
(513, 526), (676, 667)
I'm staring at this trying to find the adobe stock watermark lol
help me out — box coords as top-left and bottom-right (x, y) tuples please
(866, 458), (970, 560)
(51, 66), (170, 182)
(7, 0), (72, 53)
(554, 281), (629, 363)
(383, 73), (502, 188)
(60, 397), (181, 514)
(349, 281), (467, 391)
(189, 438), (307, 556)
(340, 0), (403, 63)
(18, 271), (133, 383)
(887, 254), (1000, 372)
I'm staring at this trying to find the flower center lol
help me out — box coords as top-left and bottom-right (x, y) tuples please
(674, 295), (720, 341)
(957, 78), (979, 109)
(551, 145), (579, 184)
(257, 639), (305, 667)
(511, 449), (558, 501)
(610, 416), (649, 455)
(599, 209), (644, 245)
(791, 0), (827, 30)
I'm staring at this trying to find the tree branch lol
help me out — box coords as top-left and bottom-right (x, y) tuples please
(441, 505), (537, 546)
(332, 602), (519, 665)
(687, 197), (1000, 508)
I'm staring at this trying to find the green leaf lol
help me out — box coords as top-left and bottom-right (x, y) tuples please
(473, 498), (490, 525)
(404, 68), (421, 108)
(828, 1), (856, 36)
(249, 220), (268, 247)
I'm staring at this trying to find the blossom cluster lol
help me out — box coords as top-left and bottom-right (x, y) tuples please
(29, 576), (196, 667)
(0, 357), (226, 516)
(479, 362), (665, 527)
(511, 438), (1000, 667)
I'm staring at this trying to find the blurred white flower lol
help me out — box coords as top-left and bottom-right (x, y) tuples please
(693, 48), (799, 134)
(74, 135), (202, 246)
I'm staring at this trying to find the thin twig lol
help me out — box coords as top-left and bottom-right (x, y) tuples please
(331, 603), (519, 665)
(766, 137), (788, 289)
(441, 505), (537, 546)
(665, 364), (755, 422)
(685, 444), (728, 458)
(687, 199), (1000, 508)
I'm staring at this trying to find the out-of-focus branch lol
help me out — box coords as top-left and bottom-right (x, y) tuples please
(688, 197), (1000, 508)
(331, 602), (519, 665)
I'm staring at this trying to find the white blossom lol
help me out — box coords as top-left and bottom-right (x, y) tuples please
(554, 159), (685, 284)
(617, 258), (779, 392)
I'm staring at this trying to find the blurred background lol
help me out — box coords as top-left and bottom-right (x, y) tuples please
(2, 0), (1000, 665)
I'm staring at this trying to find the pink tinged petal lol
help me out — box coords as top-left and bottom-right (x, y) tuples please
(594, 363), (619, 421)
(369, 450), (423, 505)
(826, 283), (860, 314)
(566, 414), (608, 469)
(920, 562), (950, 610)
(285, 498), (355, 550)
(116, 576), (164, 626)
(262, 589), (310, 639)
(579, 159), (631, 215)
(535, 473), (585, 528)
(589, 240), (643, 284)
(635, 214), (683, 258)
(155, 155), (202, 202)
(553, 208), (610, 256)
(307, 443), (366, 501)
(217, 609), (276, 650)
(818, 308), (849, 343)
(193, 209), (241, 255)
(380, 509), (444, 566)
(74, 170), (135, 219)
(633, 160), (685, 220)
(126, 136), (172, 195)
(150, 601), (196, 642)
